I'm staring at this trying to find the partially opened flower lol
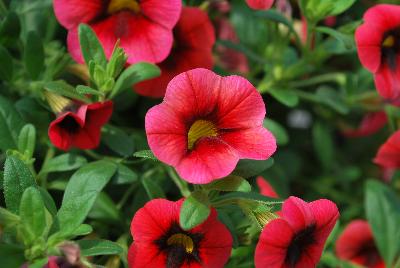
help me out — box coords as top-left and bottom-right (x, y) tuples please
(246, 0), (274, 10)
(145, 68), (277, 184)
(336, 220), (384, 268)
(135, 7), (215, 98)
(257, 176), (279, 198)
(255, 196), (339, 268)
(53, 0), (182, 64)
(48, 95), (113, 151)
(128, 199), (232, 268)
(342, 111), (387, 138)
(374, 130), (400, 169)
(355, 4), (400, 104)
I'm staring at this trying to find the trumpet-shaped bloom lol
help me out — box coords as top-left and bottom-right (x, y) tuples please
(145, 68), (276, 184)
(336, 220), (384, 268)
(48, 101), (113, 151)
(255, 196), (339, 268)
(355, 4), (400, 103)
(53, 0), (181, 64)
(374, 130), (400, 168)
(128, 199), (232, 268)
(246, 0), (274, 10)
(135, 7), (215, 98)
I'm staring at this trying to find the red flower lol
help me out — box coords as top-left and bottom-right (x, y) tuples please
(255, 196), (339, 268)
(53, 0), (181, 64)
(374, 130), (400, 169)
(355, 4), (400, 104)
(128, 199), (232, 268)
(145, 68), (276, 184)
(336, 220), (385, 268)
(215, 18), (249, 74)
(257, 176), (278, 198)
(246, 0), (274, 10)
(48, 101), (113, 151)
(135, 7), (215, 98)
(342, 111), (387, 138)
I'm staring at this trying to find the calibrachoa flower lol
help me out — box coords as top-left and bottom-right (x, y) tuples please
(257, 176), (279, 198)
(255, 196), (339, 268)
(374, 130), (400, 169)
(356, 4), (400, 104)
(135, 7), (215, 98)
(336, 220), (384, 268)
(342, 111), (387, 138)
(145, 68), (277, 184)
(53, 0), (182, 64)
(128, 199), (232, 268)
(246, 0), (274, 10)
(48, 101), (113, 151)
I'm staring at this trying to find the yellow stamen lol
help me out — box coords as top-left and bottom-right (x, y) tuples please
(44, 91), (73, 114)
(383, 35), (395, 48)
(167, 233), (194, 254)
(187, 120), (218, 150)
(107, 0), (140, 14)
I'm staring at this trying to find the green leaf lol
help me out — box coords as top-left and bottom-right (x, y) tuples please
(263, 119), (289, 145)
(233, 158), (274, 178)
(38, 187), (57, 217)
(204, 175), (251, 192)
(40, 153), (87, 174)
(312, 122), (334, 170)
(89, 192), (121, 222)
(19, 187), (46, 244)
(268, 88), (299, 107)
(76, 85), (104, 96)
(217, 40), (266, 64)
(111, 62), (161, 98)
(102, 125), (134, 156)
(329, 0), (357, 16)
(23, 31), (44, 79)
(180, 190), (211, 230)
(78, 24), (107, 68)
(18, 124), (36, 159)
(255, 10), (296, 33)
(0, 244), (25, 268)
(133, 150), (158, 161)
(54, 160), (117, 237)
(71, 224), (93, 237)
(213, 192), (282, 211)
(316, 86), (349, 114)
(0, 45), (13, 81)
(316, 26), (355, 50)
(0, 95), (25, 151)
(0, 12), (20, 41)
(142, 176), (165, 199)
(113, 164), (138, 184)
(44, 80), (91, 103)
(0, 206), (20, 227)
(106, 43), (127, 79)
(365, 180), (400, 267)
(77, 239), (123, 256)
(3, 156), (36, 214)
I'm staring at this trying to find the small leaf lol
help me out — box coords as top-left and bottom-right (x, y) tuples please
(89, 192), (121, 222)
(76, 85), (104, 96)
(133, 150), (158, 161)
(142, 176), (165, 199)
(18, 124), (36, 159)
(38, 187), (57, 217)
(0, 207), (20, 227)
(102, 125), (134, 156)
(316, 26), (355, 50)
(312, 122), (334, 170)
(329, 0), (357, 16)
(111, 62), (161, 98)
(180, 190), (210, 230)
(204, 175), (251, 192)
(45, 81), (90, 103)
(255, 10), (296, 33)
(0, 12), (20, 41)
(77, 239), (123, 256)
(212, 192), (281, 211)
(316, 86), (349, 114)
(268, 88), (299, 107)
(113, 164), (138, 184)
(3, 156), (36, 214)
(78, 24), (107, 68)
(72, 224), (93, 237)
(23, 31), (44, 79)
(0, 243), (25, 268)
(40, 153), (87, 174)
(0, 45), (13, 81)
(0, 95), (25, 151)
(233, 158), (274, 178)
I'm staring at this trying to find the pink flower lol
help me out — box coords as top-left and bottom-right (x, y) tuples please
(256, 176), (279, 198)
(246, 0), (274, 10)
(342, 111), (387, 138)
(374, 130), (400, 169)
(145, 68), (276, 184)
(255, 196), (339, 268)
(53, 0), (182, 64)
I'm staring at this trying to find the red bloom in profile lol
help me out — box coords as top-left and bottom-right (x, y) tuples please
(145, 68), (276, 184)
(355, 4), (400, 104)
(342, 111), (387, 138)
(255, 196), (339, 268)
(246, 0), (274, 10)
(374, 130), (400, 168)
(53, 0), (181, 64)
(135, 7), (215, 98)
(336, 220), (384, 268)
(257, 176), (278, 198)
(48, 101), (113, 151)
(128, 199), (232, 268)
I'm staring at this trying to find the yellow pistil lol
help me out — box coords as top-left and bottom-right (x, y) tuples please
(187, 120), (218, 150)
(44, 91), (73, 114)
(167, 233), (194, 254)
(107, 0), (140, 14)
(383, 35), (395, 48)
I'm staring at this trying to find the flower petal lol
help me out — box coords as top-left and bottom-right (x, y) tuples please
(282, 196), (315, 233)
(140, 0), (182, 29)
(374, 61), (400, 102)
(128, 243), (166, 268)
(257, 176), (279, 198)
(245, 0), (274, 10)
(374, 130), (400, 168)
(53, 0), (103, 29)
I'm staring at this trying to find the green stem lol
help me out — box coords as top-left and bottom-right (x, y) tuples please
(117, 183), (138, 210)
(292, 89), (320, 103)
(288, 73), (345, 88)
(166, 166), (191, 197)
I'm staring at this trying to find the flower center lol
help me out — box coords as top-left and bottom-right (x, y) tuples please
(285, 224), (316, 267)
(381, 27), (400, 70)
(187, 120), (218, 150)
(383, 35), (395, 48)
(107, 0), (140, 14)
(59, 116), (81, 134)
(167, 233), (194, 254)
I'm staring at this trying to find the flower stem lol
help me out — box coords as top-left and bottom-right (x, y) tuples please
(166, 166), (191, 197)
